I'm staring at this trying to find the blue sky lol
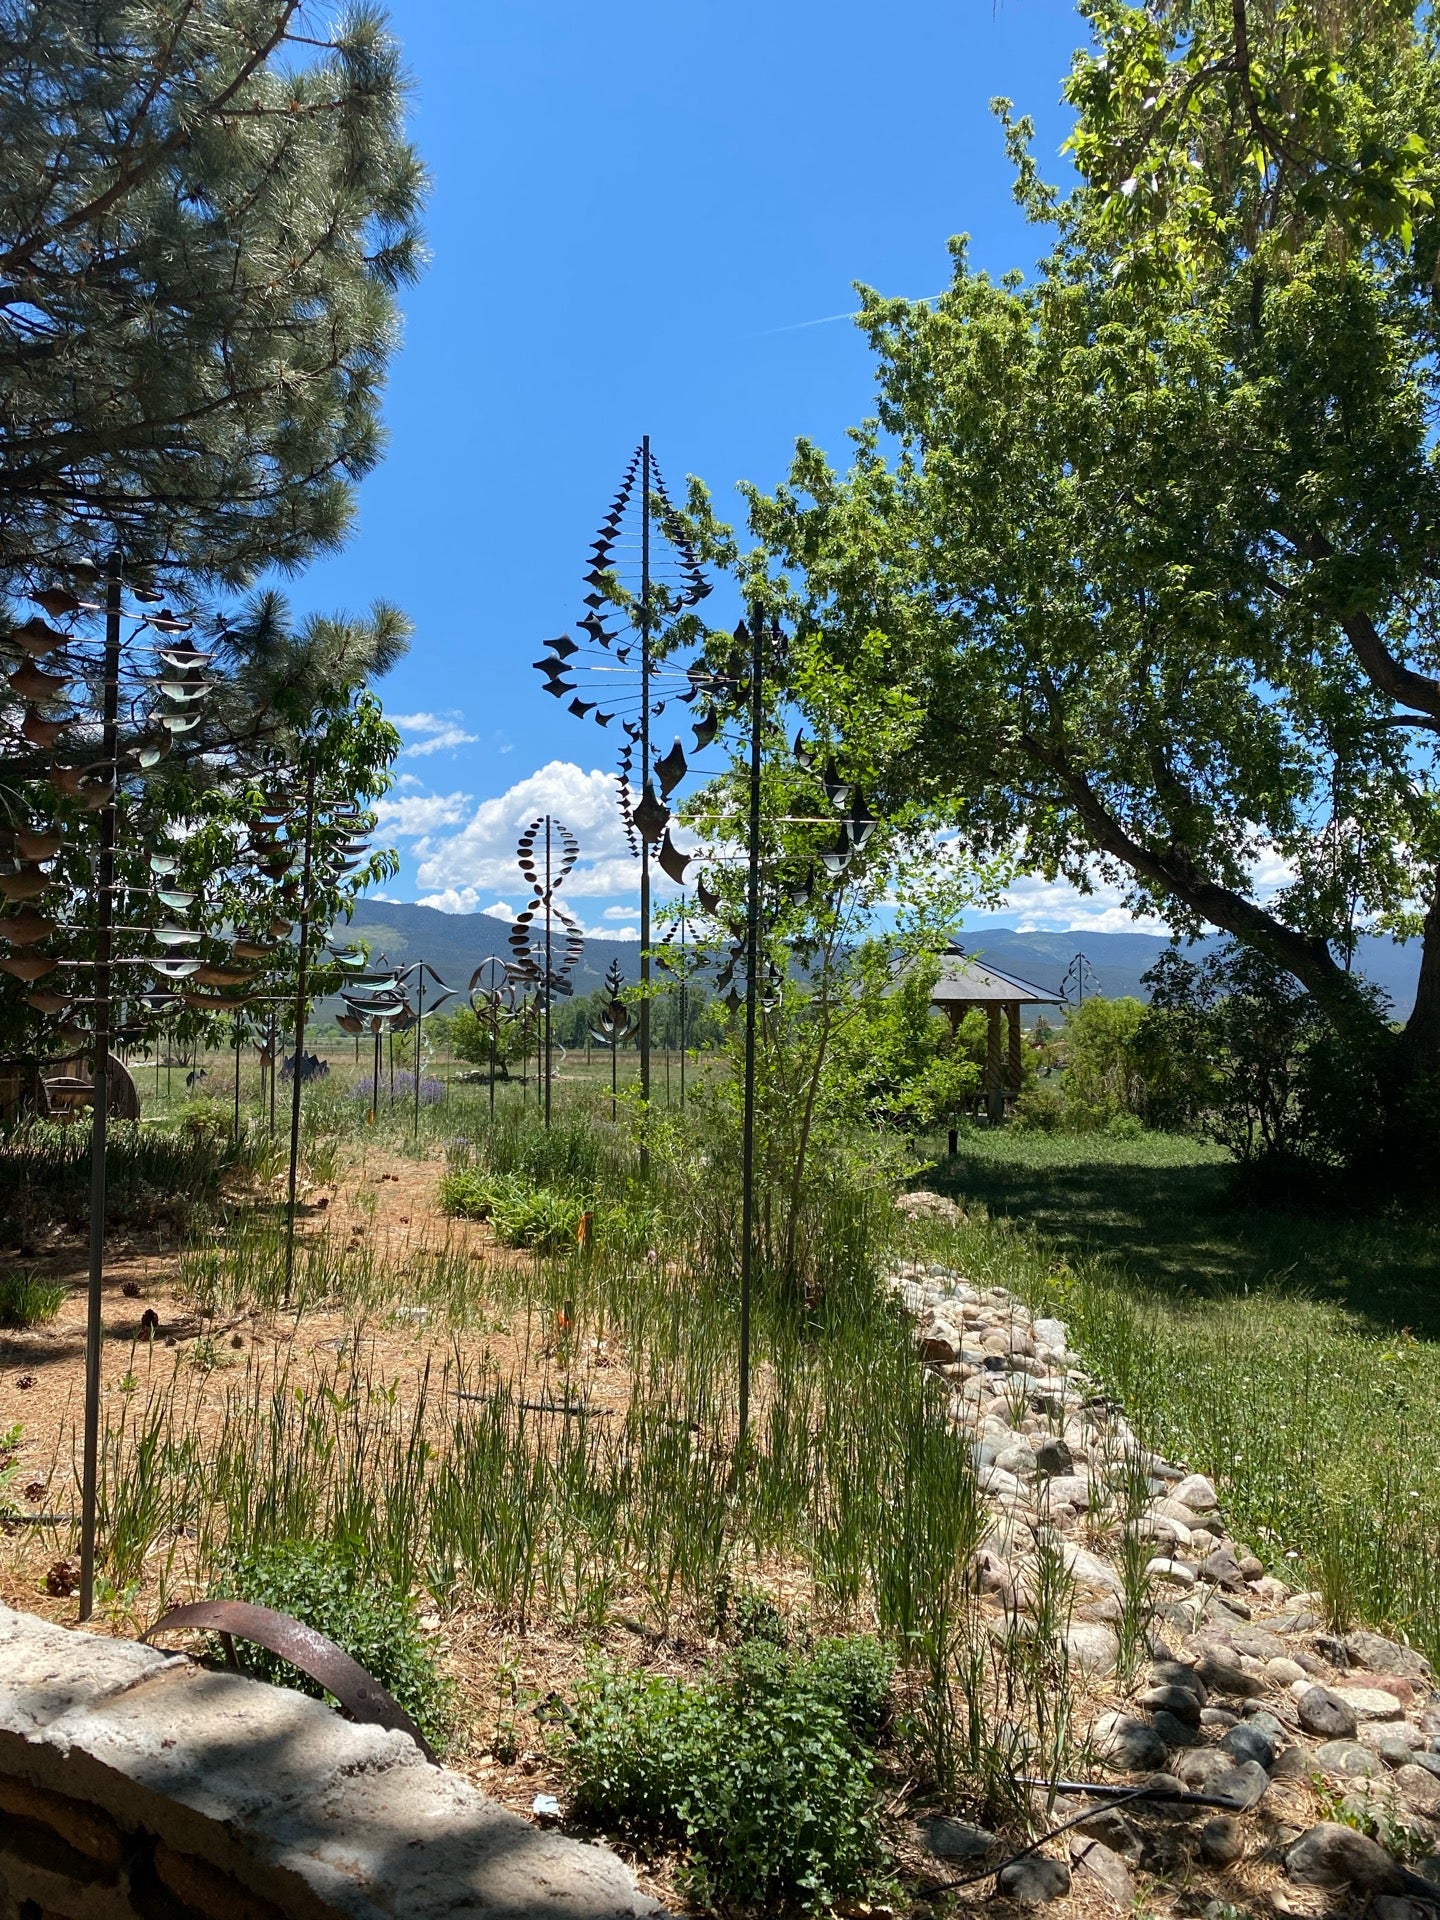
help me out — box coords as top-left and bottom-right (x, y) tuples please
(282, 0), (1151, 935)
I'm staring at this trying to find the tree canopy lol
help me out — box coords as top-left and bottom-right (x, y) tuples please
(745, 0), (1440, 1152)
(0, 1), (425, 592)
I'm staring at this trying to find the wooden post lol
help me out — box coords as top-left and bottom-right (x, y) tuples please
(1007, 1002), (1023, 1102)
(986, 1004), (1005, 1127)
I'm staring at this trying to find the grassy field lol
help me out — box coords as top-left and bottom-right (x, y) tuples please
(918, 1127), (1440, 1655)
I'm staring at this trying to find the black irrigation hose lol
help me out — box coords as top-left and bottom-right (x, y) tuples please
(925, 1780), (1257, 1894)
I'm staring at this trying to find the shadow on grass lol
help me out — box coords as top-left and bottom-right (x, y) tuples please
(918, 1131), (1440, 1341)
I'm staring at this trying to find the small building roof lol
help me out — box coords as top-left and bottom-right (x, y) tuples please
(930, 943), (1062, 1008)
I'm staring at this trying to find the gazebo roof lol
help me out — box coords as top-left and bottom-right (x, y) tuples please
(930, 943), (1062, 1008)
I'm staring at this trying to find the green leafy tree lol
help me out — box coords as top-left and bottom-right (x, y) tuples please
(744, 0), (1440, 1174)
(1059, 995), (1148, 1126)
(0, 1), (425, 590)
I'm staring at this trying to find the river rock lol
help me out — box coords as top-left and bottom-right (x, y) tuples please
(1147, 1659), (1206, 1701)
(1193, 1645), (1264, 1698)
(994, 1441), (1038, 1478)
(1221, 1722), (1275, 1770)
(1147, 1557), (1197, 1588)
(1285, 1822), (1405, 1892)
(1063, 1545), (1121, 1593)
(1134, 1683), (1202, 1725)
(1198, 1548), (1249, 1591)
(1150, 1709), (1200, 1750)
(1066, 1623), (1121, 1677)
(1198, 1813), (1246, 1866)
(1298, 1685), (1359, 1740)
(916, 1815), (997, 1860)
(997, 1856), (1071, 1905)
(1267, 1655), (1309, 1687)
(1314, 1739), (1382, 1778)
(1072, 1807), (1142, 1860)
(1093, 1711), (1169, 1771)
(1396, 1764), (1440, 1816)
(1335, 1684), (1406, 1722)
(1071, 1837), (1133, 1907)
(1175, 1747), (1239, 1792)
(1346, 1630), (1431, 1681)
(1034, 1436), (1073, 1477)
(1208, 1760), (1271, 1810)
(1172, 1473), (1218, 1512)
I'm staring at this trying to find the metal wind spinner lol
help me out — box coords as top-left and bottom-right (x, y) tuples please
(534, 437), (720, 1128)
(507, 815), (584, 1123)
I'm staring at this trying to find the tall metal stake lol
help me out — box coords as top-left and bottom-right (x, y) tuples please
(413, 967), (425, 1139)
(79, 557), (122, 1622)
(737, 614), (763, 1454)
(544, 817), (553, 1126)
(283, 758), (317, 1305)
(638, 436), (652, 1172)
(679, 908), (688, 1112)
(232, 1017), (242, 1144)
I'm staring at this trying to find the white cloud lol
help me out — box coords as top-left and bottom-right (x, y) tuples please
(373, 789), (471, 836)
(414, 760), (653, 901)
(391, 711), (480, 759)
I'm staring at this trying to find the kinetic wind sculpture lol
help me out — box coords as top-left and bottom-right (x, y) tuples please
(591, 956), (632, 1121)
(335, 952), (408, 1125)
(505, 816), (583, 1124)
(467, 955), (516, 1115)
(0, 563), (278, 1619)
(396, 960), (455, 1137)
(533, 438), (714, 1134)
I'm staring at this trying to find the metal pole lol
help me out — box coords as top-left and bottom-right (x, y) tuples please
(413, 967), (424, 1141)
(283, 758), (318, 1304)
(488, 1002), (497, 1118)
(371, 1028), (381, 1124)
(544, 818), (553, 1127)
(638, 435), (652, 1171)
(232, 1018), (241, 1144)
(738, 613), (763, 1454)
(79, 554), (122, 1622)
(679, 909), (687, 1113)
(611, 1029), (618, 1123)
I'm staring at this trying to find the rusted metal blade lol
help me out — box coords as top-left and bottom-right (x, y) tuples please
(143, 1600), (435, 1760)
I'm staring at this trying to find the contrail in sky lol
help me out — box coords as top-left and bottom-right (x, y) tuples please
(749, 293), (947, 339)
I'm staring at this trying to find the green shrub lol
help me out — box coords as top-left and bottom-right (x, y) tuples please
(438, 1167), (587, 1250)
(215, 1540), (452, 1749)
(562, 1637), (894, 1914)
(0, 1272), (65, 1327)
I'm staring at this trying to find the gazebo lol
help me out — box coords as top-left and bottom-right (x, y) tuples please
(930, 944), (1061, 1127)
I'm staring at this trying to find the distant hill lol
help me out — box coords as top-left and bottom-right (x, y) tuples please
(339, 899), (641, 996)
(956, 921), (1421, 1018)
(335, 901), (1423, 1019)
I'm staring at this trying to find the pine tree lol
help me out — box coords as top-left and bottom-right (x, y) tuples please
(0, 2), (426, 591)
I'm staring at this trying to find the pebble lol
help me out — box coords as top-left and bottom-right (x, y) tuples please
(1267, 1655), (1309, 1686)
(1297, 1685), (1359, 1740)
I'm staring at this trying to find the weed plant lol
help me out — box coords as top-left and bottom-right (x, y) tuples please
(563, 1637), (895, 1913)
(0, 1271), (65, 1327)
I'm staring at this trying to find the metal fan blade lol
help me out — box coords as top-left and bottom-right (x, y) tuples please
(14, 616), (68, 656)
(32, 587), (80, 619)
(0, 906), (55, 946)
(631, 783), (669, 845)
(7, 661), (69, 702)
(654, 739), (687, 796)
(15, 828), (62, 861)
(0, 954), (58, 981)
(0, 866), (50, 903)
(692, 712), (718, 751)
(697, 877), (720, 916)
(657, 831), (691, 885)
(823, 759), (851, 812)
(23, 994), (69, 1023)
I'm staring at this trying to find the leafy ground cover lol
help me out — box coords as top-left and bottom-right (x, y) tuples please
(921, 1128), (1440, 1659)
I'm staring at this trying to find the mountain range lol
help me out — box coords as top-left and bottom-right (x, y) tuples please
(341, 900), (1423, 1018)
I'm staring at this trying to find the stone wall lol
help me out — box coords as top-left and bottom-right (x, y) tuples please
(0, 1604), (660, 1919)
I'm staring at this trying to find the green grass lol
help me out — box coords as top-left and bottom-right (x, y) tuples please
(912, 1127), (1440, 1659)
(0, 1271), (66, 1328)
(922, 1127), (1440, 1337)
